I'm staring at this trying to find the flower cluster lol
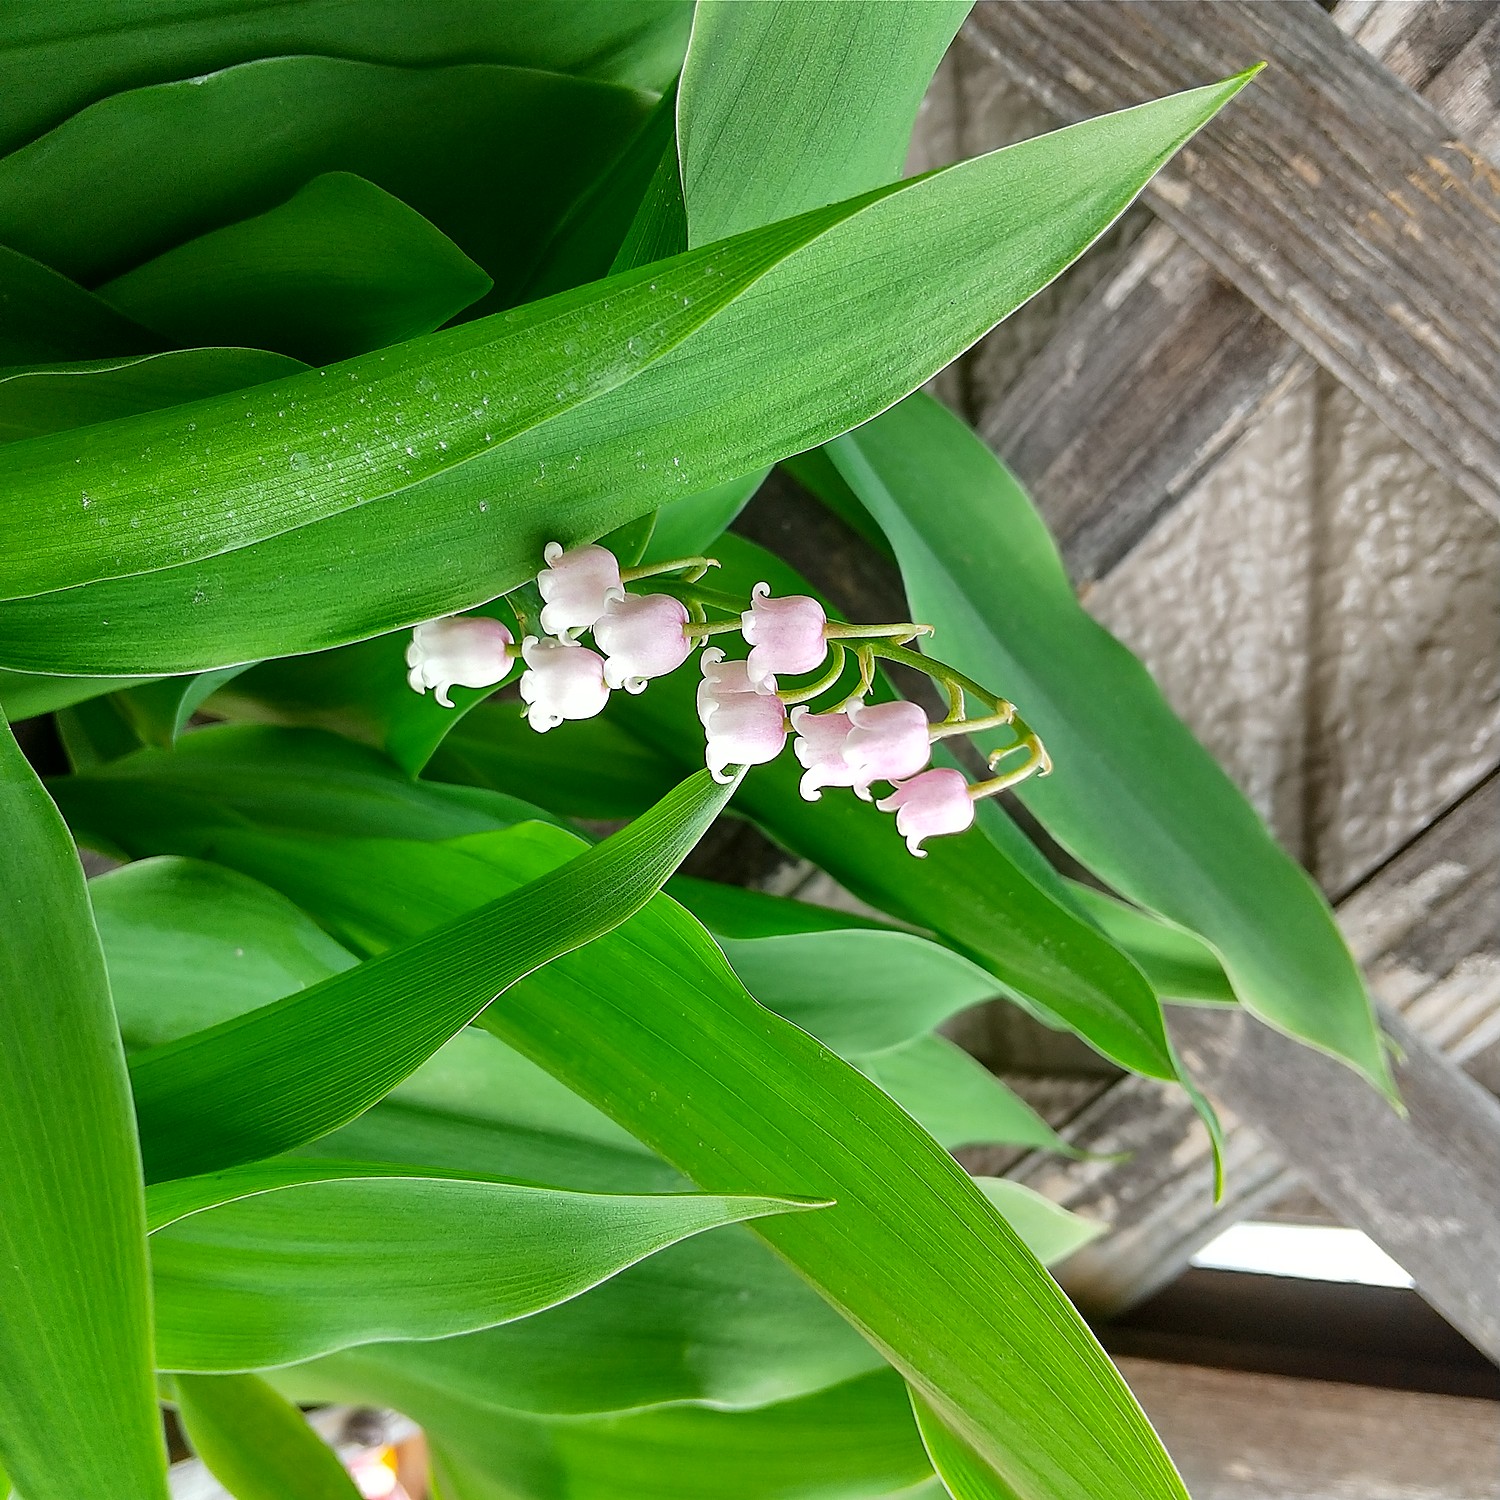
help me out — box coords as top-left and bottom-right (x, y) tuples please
(406, 540), (1049, 856)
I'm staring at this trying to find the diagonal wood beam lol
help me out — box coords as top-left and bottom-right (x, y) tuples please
(966, 0), (1500, 575)
(996, 770), (1500, 1353)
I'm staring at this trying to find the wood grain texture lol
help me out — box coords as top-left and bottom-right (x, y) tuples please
(995, 772), (1500, 1334)
(966, 0), (1500, 527)
(1119, 1357), (1500, 1500)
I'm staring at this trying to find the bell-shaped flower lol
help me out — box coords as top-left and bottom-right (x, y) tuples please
(740, 583), (827, 690)
(696, 647), (769, 725)
(593, 592), (692, 693)
(877, 768), (975, 857)
(536, 541), (623, 638)
(518, 635), (610, 732)
(698, 648), (787, 781)
(843, 700), (933, 799)
(703, 694), (788, 784)
(405, 615), (515, 709)
(789, 707), (856, 801)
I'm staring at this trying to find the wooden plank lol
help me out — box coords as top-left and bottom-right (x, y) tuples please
(1118, 1357), (1500, 1500)
(1005, 772), (1500, 1338)
(966, 0), (1500, 527)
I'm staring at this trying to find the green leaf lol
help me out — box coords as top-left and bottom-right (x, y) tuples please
(294, 1224), (881, 1418)
(856, 1037), (1072, 1154)
(0, 715), (168, 1499)
(102, 805), (1180, 1493)
(149, 1161), (814, 1370)
(974, 1180), (1104, 1267)
(356, 1370), (938, 1500)
(827, 392), (1390, 1092)
(522, 82), (682, 302)
(0, 57), (651, 287)
(0, 2), (689, 156)
(678, 0), (971, 244)
(172, 1372), (361, 1500)
(94, 857), (358, 1050)
(0, 74), (1257, 670)
(99, 174), (492, 365)
(128, 770), (736, 1181)
(115, 666), (253, 748)
(0, 349), (307, 443)
(0, 666), (155, 718)
(911, 1390), (1024, 1500)
(53, 723), (544, 853)
(428, 701), (682, 817)
(0, 245), (155, 363)
(1065, 882), (1235, 1005)
(716, 928), (1000, 1057)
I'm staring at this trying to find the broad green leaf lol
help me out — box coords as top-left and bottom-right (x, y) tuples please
(0, 716), (168, 1499)
(974, 1180), (1104, 1267)
(521, 82), (681, 303)
(827, 392), (1389, 1091)
(106, 810), (1179, 1494)
(644, 470), (764, 561)
(53, 724), (545, 853)
(95, 857), (359, 1049)
(427, 701), (681, 817)
(148, 1161), (814, 1369)
(128, 770), (735, 1181)
(0, 2), (689, 155)
(0, 245), (155, 363)
(0, 74), (1256, 670)
(451, 836), (1185, 1497)
(115, 666), (253, 748)
(0, 57), (650, 287)
(294, 1225), (881, 1418)
(718, 929), (1000, 1056)
(912, 1391), (1023, 1500)
(0, 348), (306, 443)
(1066, 883), (1235, 1005)
(172, 1372), (361, 1500)
(1, 182), (872, 601)
(0, 666), (154, 718)
(610, 536), (1183, 1081)
(678, 0), (971, 244)
(856, 1038), (1072, 1155)
(99, 174), (492, 365)
(342, 1370), (938, 1500)
(56, 692), (146, 769)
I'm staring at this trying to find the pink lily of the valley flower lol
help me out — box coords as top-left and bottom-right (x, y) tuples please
(518, 636), (610, 731)
(696, 648), (767, 724)
(843, 700), (932, 799)
(699, 648), (787, 782)
(741, 583), (827, 690)
(536, 541), (623, 638)
(789, 707), (856, 800)
(593, 592), (692, 693)
(877, 767), (975, 856)
(405, 616), (515, 708)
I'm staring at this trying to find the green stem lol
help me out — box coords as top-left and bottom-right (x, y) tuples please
(776, 645), (850, 706)
(621, 555), (720, 585)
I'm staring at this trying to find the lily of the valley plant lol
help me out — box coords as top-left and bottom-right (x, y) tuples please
(0, 8), (1385, 1500)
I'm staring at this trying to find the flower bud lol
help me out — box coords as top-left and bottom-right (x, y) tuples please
(536, 541), (623, 638)
(593, 593), (692, 693)
(518, 635), (610, 732)
(405, 616), (515, 709)
(740, 583), (827, 690)
(697, 647), (768, 726)
(843, 700), (932, 799)
(789, 707), (857, 801)
(876, 768), (975, 856)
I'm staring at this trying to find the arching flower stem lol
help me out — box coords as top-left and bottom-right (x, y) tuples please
(823, 621), (933, 644)
(620, 555), (721, 586)
(775, 644), (850, 706)
(969, 735), (1053, 800)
